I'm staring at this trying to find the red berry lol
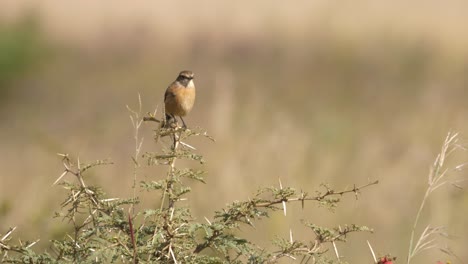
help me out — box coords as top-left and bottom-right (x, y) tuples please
(378, 257), (393, 264)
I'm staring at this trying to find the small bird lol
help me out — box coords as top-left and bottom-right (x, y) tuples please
(164, 70), (196, 128)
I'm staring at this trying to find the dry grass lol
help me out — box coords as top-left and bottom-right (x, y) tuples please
(1, 1), (468, 263)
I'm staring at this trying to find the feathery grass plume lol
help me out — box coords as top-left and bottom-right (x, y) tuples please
(407, 132), (466, 264)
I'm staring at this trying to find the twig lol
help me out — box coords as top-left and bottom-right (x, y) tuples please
(127, 94), (145, 216)
(143, 116), (161, 123)
(255, 180), (379, 208)
(128, 213), (138, 264)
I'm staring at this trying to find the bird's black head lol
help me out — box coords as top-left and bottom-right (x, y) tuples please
(176, 70), (194, 87)
(179, 70), (194, 79)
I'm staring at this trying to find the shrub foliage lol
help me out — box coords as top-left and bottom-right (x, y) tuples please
(0, 108), (376, 263)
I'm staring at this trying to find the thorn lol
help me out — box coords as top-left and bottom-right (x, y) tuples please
(332, 241), (340, 260)
(26, 239), (40, 249)
(204, 217), (212, 225)
(63, 161), (71, 172)
(180, 141), (196, 150)
(169, 244), (178, 264)
(52, 171), (68, 186)
(289, 229), (293, 244)
(170, 207), (175, 221)
(354, 184), (359, 200)
(1, 227), (16, 241)
(284, 254), (297, 260)
(67, 234), (80, 248)
(279, 178), (287, 216)
(367, 240), (377, 263)
(301, 190), (305, 210)
(153, 105), (159, 116)
(245, 216), (256, 228)
(100, 198), (120, 202)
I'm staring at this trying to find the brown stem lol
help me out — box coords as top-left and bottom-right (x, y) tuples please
(128, 213), (138, 264)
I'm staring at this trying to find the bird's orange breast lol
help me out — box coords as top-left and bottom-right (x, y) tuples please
(165, 86), (196, 117)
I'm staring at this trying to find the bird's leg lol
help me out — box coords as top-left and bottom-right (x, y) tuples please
(165, 114), (176, 128)
(164, 114), (170, 127)
(164, 114), (177, 148)
(180, 117), (187, 129)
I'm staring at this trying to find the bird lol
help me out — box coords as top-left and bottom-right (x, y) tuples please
(164, 70), (196, 129)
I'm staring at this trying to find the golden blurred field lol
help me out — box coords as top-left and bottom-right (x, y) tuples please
(1, 1), (468, 263)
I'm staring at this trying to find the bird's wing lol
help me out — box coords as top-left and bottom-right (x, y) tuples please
(164, 85), (175, 102)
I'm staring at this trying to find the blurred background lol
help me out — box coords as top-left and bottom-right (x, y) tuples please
(1, 1), (468, 263)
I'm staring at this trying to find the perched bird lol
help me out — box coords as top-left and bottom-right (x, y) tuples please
(164, 70), (196, 128)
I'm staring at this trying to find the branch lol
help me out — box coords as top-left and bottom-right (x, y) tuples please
(255, 180), (379, 208)
(143, 116), (161, 123)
